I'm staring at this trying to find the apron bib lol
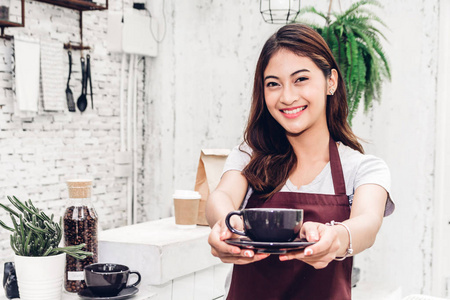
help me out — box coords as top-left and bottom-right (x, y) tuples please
(227, 138), (352, 300)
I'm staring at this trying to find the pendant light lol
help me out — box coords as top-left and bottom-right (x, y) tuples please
(260, 0), (301, 24)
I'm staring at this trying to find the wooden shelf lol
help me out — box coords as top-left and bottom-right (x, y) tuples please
(34, 0), (108, 11)
(0, 20), (24, 27)
(0, 0), (25, 39)
(33, 0), (108, 49)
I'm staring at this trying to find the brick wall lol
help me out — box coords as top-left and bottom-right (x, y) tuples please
(0, 1), (149, 263)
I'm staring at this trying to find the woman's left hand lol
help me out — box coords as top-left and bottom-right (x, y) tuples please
(278, 221), (342, 269)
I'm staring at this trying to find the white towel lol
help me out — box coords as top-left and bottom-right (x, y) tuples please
(40, 39), (65, 112)
(12, 36), (40, 118)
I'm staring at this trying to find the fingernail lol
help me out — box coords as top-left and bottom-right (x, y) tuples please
(279, 255), (287, 261)
(244, 250), (253, 258)
(220, 231), (227, 239)
(305, 248), (313, 256)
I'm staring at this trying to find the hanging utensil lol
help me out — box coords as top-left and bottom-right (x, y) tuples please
(77, 56), (88, 112)
(65, 51), (76, 112)
(86, 54), (93, 109)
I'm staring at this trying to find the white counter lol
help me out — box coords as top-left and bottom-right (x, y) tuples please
(98, 217), (222, 286)
(1, 217), (231, 300)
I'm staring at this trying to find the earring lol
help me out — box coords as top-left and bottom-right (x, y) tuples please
(329, 89), (334, 95)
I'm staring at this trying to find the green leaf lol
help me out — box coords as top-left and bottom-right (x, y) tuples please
(0, 202), (19, 218)
(297, 0), (390, 123)
(0, 220), (14, 232)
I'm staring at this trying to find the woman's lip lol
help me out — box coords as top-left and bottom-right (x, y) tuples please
(280, 106), (307, 119)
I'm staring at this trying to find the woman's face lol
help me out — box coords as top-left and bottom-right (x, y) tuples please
(263, 49), (336, 136)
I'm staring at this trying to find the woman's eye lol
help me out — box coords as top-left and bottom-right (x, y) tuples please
(296, 77), (308, 83)
(266, 82), (279, 87)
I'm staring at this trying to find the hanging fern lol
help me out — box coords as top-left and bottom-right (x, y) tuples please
(298, 0), (391, 123)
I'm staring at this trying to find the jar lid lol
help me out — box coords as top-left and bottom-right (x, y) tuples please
(67, 179), (93, 198)
(67, 179), (93, 188)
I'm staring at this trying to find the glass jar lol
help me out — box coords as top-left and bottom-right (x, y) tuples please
(63, 179), (98, 293)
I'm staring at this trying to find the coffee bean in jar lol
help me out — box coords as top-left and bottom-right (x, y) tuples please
(64, 179), (98, 293)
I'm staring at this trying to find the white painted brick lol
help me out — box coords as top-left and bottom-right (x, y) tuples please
(74, 130), (92, 138)
(40, 175), (60, 185)
(53, 114), (73, 123)
(93, 185), (107, 195)
(39, 190), (61, 201)
(0, 130), (13, 139)
(15, 147), (35, 154)
(98, 108), (115, 117)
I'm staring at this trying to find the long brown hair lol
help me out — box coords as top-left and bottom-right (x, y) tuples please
(242, 23), (363, 200)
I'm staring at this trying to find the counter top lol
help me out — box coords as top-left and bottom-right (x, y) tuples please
(98, 217), (221, 285)
(99, 217), (212, 246)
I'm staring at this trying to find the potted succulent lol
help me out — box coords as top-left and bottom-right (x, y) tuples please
(298, 0), (391, 123)
(0, 196), (92, 300)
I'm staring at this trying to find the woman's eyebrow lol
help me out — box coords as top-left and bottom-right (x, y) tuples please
(290, 69), (310, 76)
(264, 75), (279, 81)
(264, 69), (310, 82)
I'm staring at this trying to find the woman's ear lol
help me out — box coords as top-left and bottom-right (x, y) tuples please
(328, 69), (338, 95)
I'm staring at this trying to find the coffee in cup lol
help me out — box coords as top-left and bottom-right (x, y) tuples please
(84, 263), (141, 296)
(225, 208), (303, 242)
(173, 190), (201, 228)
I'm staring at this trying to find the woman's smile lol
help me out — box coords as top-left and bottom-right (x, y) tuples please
(280, 105), (308, 118)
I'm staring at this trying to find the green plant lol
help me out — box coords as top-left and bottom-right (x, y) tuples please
(298, 0), (391, 123)
(0, 196), (92, 259)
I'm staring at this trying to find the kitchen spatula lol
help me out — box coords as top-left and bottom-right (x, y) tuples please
(65, 51), (76, 112)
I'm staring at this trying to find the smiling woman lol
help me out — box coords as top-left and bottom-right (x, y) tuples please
(263, 50), (332, 136)
(206, 23), (394, 300)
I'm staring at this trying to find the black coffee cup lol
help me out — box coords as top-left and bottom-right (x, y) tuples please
(225, 208), (303, 242)
(84, 263), (141, 296)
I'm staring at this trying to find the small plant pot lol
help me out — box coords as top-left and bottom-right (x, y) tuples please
(14, 253), (66, 300)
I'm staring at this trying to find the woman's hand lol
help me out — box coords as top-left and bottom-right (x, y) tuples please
(208, 218), (270, 265)
(278, 221), (342, 269)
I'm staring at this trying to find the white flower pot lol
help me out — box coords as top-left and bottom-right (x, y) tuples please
(14, 253), (66, 300)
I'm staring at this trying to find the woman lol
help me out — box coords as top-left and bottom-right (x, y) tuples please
(206, 24), (394, 300)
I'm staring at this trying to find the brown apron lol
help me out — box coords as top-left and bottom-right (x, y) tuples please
(227, 138), (352, 300)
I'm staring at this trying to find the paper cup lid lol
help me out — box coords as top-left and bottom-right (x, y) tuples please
(173, 190), (201, 200)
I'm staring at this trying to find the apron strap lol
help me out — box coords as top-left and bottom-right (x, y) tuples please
(329, 136), (346, 195)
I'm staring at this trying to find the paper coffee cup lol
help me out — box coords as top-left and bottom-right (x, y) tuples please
(173, 190), (201, 229)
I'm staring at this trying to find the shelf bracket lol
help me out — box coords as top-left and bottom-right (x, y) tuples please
(64, 10), (90, 51)
(0, 27), (13, 40)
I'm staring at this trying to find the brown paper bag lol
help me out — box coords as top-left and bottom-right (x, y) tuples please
(194, 149), (230, 225)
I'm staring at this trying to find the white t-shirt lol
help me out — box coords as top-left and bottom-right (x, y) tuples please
(222, 142), (394, 216)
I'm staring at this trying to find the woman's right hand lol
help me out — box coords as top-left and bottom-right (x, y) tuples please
(208, 218), (270, 265)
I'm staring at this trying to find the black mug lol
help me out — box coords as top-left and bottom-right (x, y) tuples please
(3, 262), (19, 299)
(84, 263), (141, 296)
(225, 208), (303, 242)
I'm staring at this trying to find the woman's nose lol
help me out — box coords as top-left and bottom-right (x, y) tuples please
(280, 84), (298, 105)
